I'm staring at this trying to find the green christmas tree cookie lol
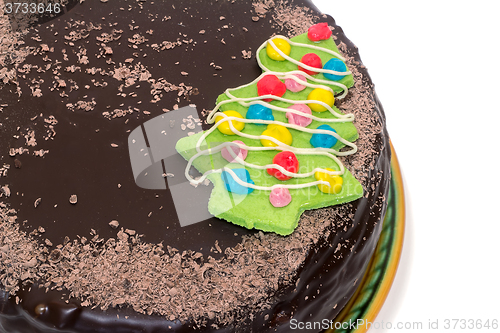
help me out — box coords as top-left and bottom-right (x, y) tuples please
(176, 26), (363, 235)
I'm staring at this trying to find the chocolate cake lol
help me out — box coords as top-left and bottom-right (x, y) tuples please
(0, 0), (391, 332)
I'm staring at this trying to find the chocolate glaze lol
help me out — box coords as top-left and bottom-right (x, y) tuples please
(0, 0), (391, 332)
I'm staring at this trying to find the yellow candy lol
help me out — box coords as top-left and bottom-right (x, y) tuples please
(215, 110), (245, 135)
(266, 37), (291, 61)
(307, 88), (335, 112)
(260, 124), (293, 147)
(314, 168), (343, 194)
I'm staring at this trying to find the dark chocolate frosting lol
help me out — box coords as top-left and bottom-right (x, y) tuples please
(0, 0), (391, 332)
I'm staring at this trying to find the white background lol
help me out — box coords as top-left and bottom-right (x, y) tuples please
(314, 1), (500, 332)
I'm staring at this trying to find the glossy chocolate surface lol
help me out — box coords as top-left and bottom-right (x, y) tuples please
(0, 0), (391, 331)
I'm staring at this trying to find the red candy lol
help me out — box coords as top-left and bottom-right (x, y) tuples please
(267, 151), (299, 181)
(298, 53), (322, 76)
(257, 75), (287, 102)
(307, 22), (332, 42)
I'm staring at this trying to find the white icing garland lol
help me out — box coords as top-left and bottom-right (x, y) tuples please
(183, 34), (357, 192)
(260, 36), (351, 99)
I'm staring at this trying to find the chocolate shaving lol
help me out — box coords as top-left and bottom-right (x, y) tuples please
(69, 195), (78, 205)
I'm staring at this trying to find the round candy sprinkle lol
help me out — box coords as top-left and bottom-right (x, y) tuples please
(221, 140), (248, 163)
(269, 187), (292, 208)
(267, 151), (299, 181)
(286, 104), (312, 127)
(324, 58), (347, 81)
(307, 88), (335, 112)
(298, 53), (322, 76)
(266, 37), (291, 61)
(285, 74), (307, 92)
(307, 22), (332, 42)
(310, 124), (338, 148)
(314, 168), (343, 194)
(257, 75), (287, 102)
(260, 124), (293, 147)
(221, 168), (255, 195)
(246, 104), (274, 124)
(215, 110), (245, 135)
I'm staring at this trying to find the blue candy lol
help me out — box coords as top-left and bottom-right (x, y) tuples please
(246, 104), (274, 124)
(221, 168), (255, 195)
(323, 58), (347, 81)
(310, 124), (338, 148)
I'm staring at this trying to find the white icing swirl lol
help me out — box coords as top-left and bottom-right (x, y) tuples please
(183, 33), (357, 192)
(260, 36), (348, 71)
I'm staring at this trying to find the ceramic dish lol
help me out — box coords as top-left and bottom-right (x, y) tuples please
(327, 142), (405, 333)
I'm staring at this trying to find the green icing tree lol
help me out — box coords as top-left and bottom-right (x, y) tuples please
(176, 33), (362, 235)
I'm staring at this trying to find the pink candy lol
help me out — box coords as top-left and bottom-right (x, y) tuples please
(307, 22), (332, 42)
(269, 187), (292, 208)
(221, 140), (248, 163)
(286, 104), (312, 127)
(285, 74), (307, 92)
